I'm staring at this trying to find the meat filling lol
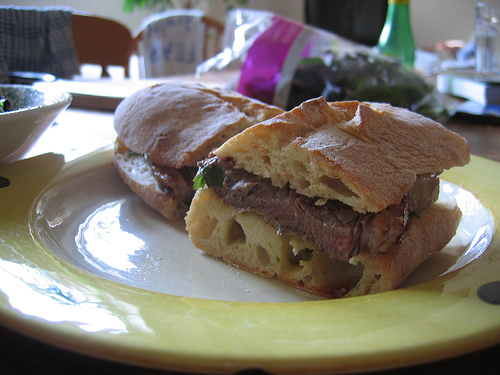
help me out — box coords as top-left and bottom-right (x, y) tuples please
(150, 162), (197, 204)
(115, 138), (198, 206)
(202, 156), (440, 262)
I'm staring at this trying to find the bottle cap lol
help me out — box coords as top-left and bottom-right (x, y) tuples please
(389, 0), (410, 4)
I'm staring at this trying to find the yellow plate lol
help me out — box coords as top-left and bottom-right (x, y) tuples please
(0, 147), (499, 374)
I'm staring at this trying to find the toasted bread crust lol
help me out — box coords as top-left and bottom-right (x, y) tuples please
(114, 82), (284, 168)
(214, 98), (470, 213)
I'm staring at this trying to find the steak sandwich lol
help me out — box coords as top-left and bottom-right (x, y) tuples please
(186, 98), (470, 298)
(113, 82), (284, 221)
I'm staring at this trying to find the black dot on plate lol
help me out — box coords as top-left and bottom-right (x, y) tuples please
(477, 281), (500, 305)
(0, 176), (10, 188)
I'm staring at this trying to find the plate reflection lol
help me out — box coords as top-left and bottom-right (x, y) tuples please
(76, 199), (144, 273)
(0, 259), (128, 333)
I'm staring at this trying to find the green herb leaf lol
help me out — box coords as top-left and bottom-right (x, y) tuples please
(409, 211), (420, 219)
(193, 165), (224, 190)
(192, 171), (206, 190)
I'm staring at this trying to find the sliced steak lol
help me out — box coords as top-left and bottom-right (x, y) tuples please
(202, 156), (439, 262)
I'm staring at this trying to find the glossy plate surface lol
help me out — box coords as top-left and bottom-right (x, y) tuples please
(0, 146), (499, 374)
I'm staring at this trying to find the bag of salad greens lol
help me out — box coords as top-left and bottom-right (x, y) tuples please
(197, 9), (448, 120)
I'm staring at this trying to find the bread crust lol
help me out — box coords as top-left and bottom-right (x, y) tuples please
(186, 188), (462, 298)
(114, 82), (284, 168)
(347, 200), (462, 296)
(214, 98), (470, 213)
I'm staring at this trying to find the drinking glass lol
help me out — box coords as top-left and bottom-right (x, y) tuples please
(475, 2), (500, 78)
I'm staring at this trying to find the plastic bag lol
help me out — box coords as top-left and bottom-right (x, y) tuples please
(197, 9), (448, 120)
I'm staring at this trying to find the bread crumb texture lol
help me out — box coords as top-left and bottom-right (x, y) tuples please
(114, 139), (188, 221)
(186, 189), (363, 298)
(186, 189), (462, 298)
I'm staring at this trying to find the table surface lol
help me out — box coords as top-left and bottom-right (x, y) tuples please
(2, 78), (500, 374)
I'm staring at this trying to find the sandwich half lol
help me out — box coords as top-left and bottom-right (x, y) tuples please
(113, 82), (284, 221)
(185, 98), (470, 298)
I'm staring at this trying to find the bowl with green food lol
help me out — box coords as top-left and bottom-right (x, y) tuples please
(0, 84), (72, 166)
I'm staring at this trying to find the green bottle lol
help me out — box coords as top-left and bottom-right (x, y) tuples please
(377, 0), (415, 67)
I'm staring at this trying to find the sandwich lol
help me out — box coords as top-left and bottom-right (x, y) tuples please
(185, 98), (470, 298)
(113, 82), (284, 221)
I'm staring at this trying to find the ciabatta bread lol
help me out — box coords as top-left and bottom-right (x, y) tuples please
(186, 98), (469, 298)
(113, 82), (284, 221)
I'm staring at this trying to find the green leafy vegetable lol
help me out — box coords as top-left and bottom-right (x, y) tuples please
(193, 165), (224, 189)
(0, 96), (10, 113)
(288, 53), (448, 120)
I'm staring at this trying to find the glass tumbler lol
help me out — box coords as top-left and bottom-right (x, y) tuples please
(475, 2), (500, 78)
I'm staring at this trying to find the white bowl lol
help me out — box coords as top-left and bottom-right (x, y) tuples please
(0, 84), (72, 166)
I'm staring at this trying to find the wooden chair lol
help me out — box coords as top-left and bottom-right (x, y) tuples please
(72, 14), (135, 77)
(201, 15), (224, 61)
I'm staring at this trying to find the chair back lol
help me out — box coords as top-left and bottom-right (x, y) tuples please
(134, 10), (223, 78)
(72, 14), (134, 77)
(201, 15), (224, 62)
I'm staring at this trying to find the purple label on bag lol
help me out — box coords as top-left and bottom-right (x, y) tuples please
(237, 16), (304, 105)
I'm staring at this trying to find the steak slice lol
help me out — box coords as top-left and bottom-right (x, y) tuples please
(202, 156), (439, 262)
